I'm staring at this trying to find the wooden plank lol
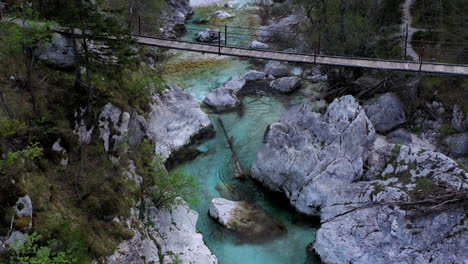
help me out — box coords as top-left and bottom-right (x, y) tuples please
(134, 37), (468, 75)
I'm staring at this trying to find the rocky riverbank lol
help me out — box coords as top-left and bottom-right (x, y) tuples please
(251, 94), (468, 263)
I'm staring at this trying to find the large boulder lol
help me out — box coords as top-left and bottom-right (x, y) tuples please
(444, 133), (468, 156)
(386, 128), (412, 144)
(195, 29), (221, 43)
(364, 93), (407, 132)
(314, 145), (468, 264)
(252, 96), (376, 215)
(203, 76), (246, 110)
(269, 77), (301, 93)
(212, 10), (234, 19)
(35, 33), (76, 70)
(250, 40), (269, 50)
(209, 198), (286, 243)
(243, 70), (265, 81)
(147, 83), (211, 160)
(264, 61), (290, 77)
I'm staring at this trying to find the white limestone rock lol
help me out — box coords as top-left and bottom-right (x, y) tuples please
(314, 145), (468, 264)
(252, 95), (376, 215)
(147, 83), (211, 160)
(269, 76), (301, 93)
(243, 70), (266, 81)
(364, 93), (407, 132)
(203, 75), (246, 110)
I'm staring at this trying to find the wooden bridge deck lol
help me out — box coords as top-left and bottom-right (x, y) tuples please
(136, 37), (468, 75)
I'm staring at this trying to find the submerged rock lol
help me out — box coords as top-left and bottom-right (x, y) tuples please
(250, 40), (269, 49)
(203, 76), (246, 110)
(314, 145), (468, 264)
(147, 83), (211, 160)
(209, 198), (286, 243)
(252, 96), (376, 215)
(264, 61), (290, 77)
(364, 93), (407, 132)
(269, 77), (301, 93)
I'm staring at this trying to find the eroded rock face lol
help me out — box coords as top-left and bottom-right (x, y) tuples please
(313, 145), (468, 264)
(103, 201), (218, 264)
(364, 93), (407, 132)
(269, 77), (301, 93)
(452, 104), (466, 132)
(147, 83), (211, 160)
(252, 96), (376, 215)
(203, 76), (246, 110)
(209, 198), (286, 243)
(161, 0), (194, 38)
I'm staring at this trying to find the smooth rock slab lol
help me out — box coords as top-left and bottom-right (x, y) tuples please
(252, 95), (376, 215)
(364, 93), (407, 132)
(209, 198), (286, 243)
(269, 77), (301, 93)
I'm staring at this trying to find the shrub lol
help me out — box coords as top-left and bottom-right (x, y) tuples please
(8, 232), (78, 264)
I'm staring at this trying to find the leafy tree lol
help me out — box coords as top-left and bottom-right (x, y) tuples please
(5, 2), (53, 111)
(149, 157), (199, 208)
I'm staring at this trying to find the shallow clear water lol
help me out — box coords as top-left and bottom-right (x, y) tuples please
(165, 2), (323, 263)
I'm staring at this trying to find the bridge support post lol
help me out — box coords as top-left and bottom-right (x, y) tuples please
(225, 25), (227, 46)
(419, 47), (425, 73)
(404, 24), (408, 59)
(138, 16), (141, 37)
(218, 31), (221, 55)
(318, 33), (321, 54)
(314, 41), (317, 64)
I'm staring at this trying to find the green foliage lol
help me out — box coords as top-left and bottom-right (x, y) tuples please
(439, 123), (457, 139)
(0, 118), (26, 138)
(0, 143), (43, 175)
(298, 0), (404, 57)
(8, 232), (78, 264)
